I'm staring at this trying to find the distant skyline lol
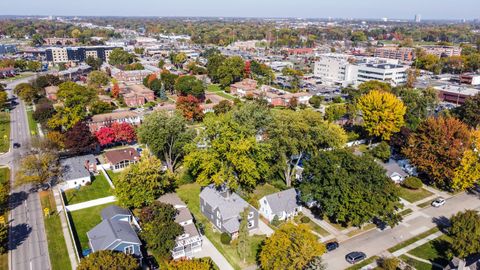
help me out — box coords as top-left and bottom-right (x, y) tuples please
(1, 0), (480, 20)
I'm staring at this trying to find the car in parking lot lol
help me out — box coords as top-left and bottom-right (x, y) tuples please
(432, 197), (446, 207)
(345, 251), (367, 264)
(326, 241), (339, 252)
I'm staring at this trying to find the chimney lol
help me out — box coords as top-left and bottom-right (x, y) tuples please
(84, 160), (90, 170)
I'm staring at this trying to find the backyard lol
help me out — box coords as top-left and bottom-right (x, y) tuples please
(0, 113), (10, 153)
(105, 169), (122, 183)
(63, 174), (112, 205)
(68, 202), (116, 253)
(40, 191), (72, 270)
(398, 186), (434, 203)
(177, 183), (266, 270)
(207, 84), (235, 100)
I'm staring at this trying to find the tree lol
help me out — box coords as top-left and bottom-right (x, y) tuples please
(308, 96), (323, 109)
(114, 152), (171, 208)
(324, 104), (347, 122)
(206, 53), (227, 83)
(378, 257), (400, 270)
(46, 131), (65, 149)
(166, 258), (217, 270)
(250, 60), (275, 85)
(111, 122), (136, 144)
(90, 101), (115, 115)
(77, 250), (138, 270)
(237, 208), (251, 263)
(33, 99), (55, 126)
(304, 257), (327, 270)
(47, 106), (86, 130)
(213, 100), (233, 115)
(176, 95), (204, 122)
(138, 202), (183, 259)
(258, 223), (326, 270)
(64, 121), (98, 155)
(175, 75), (206, 100)
(16, 152), (59, 186)
(369, 141), (391, 162)
(26, 61), (41, 72)
(268, 110), (347, 187)
(95, 126), (115, 146)
(87, 71), (110, 89)
(137, 111), (195, 173)
(85, 56), (103, 70)
(71, 29), (82, 38)
(453, 93), (480, 128)
(217, 56), (245, 88)
(57, 81), (96, 108)
(452, 130), (480, 190)
(14, 83), (37, 103)
(108, 48), (136, 66)
(0, 91), (7, 111)
(403, 117), (471, 190)
(448, 210), (480, 259)
(184, 112), (271, 190)
(111, 83), (120, 99)
(173, 52), (187, 68)
(394, 87), (438, 130)
(357, 90), (406, 141)
(161, 71), (179, 94)
(299, 150), (401, 227)
(358, 80), (392, 93)
(158, 59), (165, 69)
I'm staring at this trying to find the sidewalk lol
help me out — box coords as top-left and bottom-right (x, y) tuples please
(193, 236), (234, 270)
(66, 196), (117, 212)
(53, 188), (78, 269)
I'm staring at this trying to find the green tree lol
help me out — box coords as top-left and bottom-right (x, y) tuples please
(299, 150), (401, 227)
(161, 71), (179, 94)
(87, 71), (110, 89)
(369, 141), (391, 162)
(137, 111), (195, 173)
(304, 257), (326, 270)
(90, 101), (115, 115)
(85, 56), (103, 70)
(206, 53), (226, 83)
(449, 210), (480, 259)
(0, 91), (7, 111)
(213, 100), (233, 115)
(394, 87), (438, 130)
(108, 48), (136, 66)
(175, 75), (206, 99)
(268, 110), (347, 187)
(77, 250), (139, 270)
(14, 83), (37, 104)
(47, 106), (86, 130)
(138, 202), (183, 259)
(26, 61), (41, 72)
(114, 152), (172, 208)
(57, 81), (97, 108)
(357, 90), (406, 141)
(453, 93), (480, 128)
(324, 104), (347, 122)
(217, 56), (245, 88)
(237, 208), (251, 263)
(259, 223), (326, 270)
(358, 80), (392, 93)
(282, 67), (304, 91)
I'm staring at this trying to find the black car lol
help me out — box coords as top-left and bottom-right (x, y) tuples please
(345, 251), (367, 264)
(326, 241), (339, 252)
(13, 143), (21, 149)
(373, 217), (387, 231)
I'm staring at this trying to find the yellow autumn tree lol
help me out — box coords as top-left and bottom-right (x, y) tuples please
(357, 90), (406, 140)
(452, 130), (480, 190)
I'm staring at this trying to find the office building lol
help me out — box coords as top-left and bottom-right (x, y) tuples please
(414, 14), (422, 23)
(45, 46), (119, 64)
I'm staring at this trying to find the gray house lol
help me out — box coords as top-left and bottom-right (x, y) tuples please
(87, 206), (142, 258)
(60, 154), (98, 190)
(259, 188), (302, 222)
(200, 185), (258, 237)
(379, 159), (409, 184)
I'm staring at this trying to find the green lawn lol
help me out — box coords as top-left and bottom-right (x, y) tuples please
(398, 187), (434, 203)
(400, 255), (442, 270)
(0, 113), (10, 153)
(293, 213), (330, 237)
(388, 227), (439, 253)
(418, 200), (434, 208)
(399, 208), (413, 216)
(345, 256), (379, 270)
(26, 109), (38, 136)
(69, 202), (116, 253)
(407, 235), (451, 267)
(106, 170), (122, 183)
(177, 183), (264, 270)
(206, 84), (235, 100)
(40, 191), (72, 270)
(63, 174), (113, 205)
(0, 167), (9, 185)
(243, 183), (280, 208)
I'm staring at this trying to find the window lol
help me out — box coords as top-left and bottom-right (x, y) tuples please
(124, 245), (134, 255)
(216, 219), (221, 228)
(248, 220), (254, 228)
(248, 212), (254, 219)
(216, 211), (221, 219)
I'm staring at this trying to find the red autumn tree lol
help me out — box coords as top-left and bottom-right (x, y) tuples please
(112, 122), (136, 144)
(176, 95), (204, 122)
(111, 83), (120, 99)
(64, 121), (98, 154)
(95, 126), (115, 146)
(244, 60), (251, 78)
(403, 116), (472, 190)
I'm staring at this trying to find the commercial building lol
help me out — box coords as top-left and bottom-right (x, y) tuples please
(460, 73), (480, 86)
(434, 85), (480, 105)
(0, 44), (17, 55)
(45, 46), (118, 64)
(44, 38), (78, 46)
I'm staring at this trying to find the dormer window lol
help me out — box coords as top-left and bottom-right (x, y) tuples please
(248, 212), (254, 219)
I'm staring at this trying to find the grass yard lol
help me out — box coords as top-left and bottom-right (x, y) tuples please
(206, 84), (235, 100)
(0, 167), (9, 185)
(388, 227), (439, 253)
(0, 113), (10, 153)
(243, 183), (280, 208)
(293, 213), (330, 237)
(26, 109), (38, 136)
(105, 170), (122, 183)
(418, 200), (434, 208)
(345, 256), (379, 270)
(400, 255), (442, 270)
(399, 208), (413, 216)
(407, 235), (451, 267)
(346, 223), (376, 238)
(177, 183), (264, 270)
(63, 174), (112, 205)
(398, 186), (434, 203)
(40, 191), (72, 270)
(69, 202), (116, 253)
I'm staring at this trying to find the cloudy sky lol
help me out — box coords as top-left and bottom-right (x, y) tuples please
(2, 0), (479, 20)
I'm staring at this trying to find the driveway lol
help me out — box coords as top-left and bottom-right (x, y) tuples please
(193, 236), (234, 270)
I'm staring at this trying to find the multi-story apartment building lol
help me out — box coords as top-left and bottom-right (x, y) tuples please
(374, 46), (415, 62)
(421, 46), (462, 58)
(45, 46), (119, 64)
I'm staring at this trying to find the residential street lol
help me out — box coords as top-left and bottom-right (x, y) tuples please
(1, 76), (51, 270)
(322, 192), (480, 269)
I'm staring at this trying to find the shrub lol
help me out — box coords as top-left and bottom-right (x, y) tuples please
(220, 232), (231, 245)
(403, 177), (423, 190)
(205, 99), (212, 104)
(370, 141), (391, 162)
(378, 256), (400, 270)
(271, 215), (281, 227)
(300, 216), (311, 224)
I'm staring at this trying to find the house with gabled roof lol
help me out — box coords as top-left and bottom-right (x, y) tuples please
(259, 188), (302, 222)
(87, 206), (142, 258)
(199, 185), (258, 237)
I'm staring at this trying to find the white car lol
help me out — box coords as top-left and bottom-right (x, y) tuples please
(432, 197), (446, 207)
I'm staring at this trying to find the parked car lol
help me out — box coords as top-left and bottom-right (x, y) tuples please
(326, 241), (339, 252)
(13, 143), (21, 149)
(345, 251), (367, 264)
(372, 217), (387, 231)
(432, 197), (446, 207)
(468, 184), (480, 194)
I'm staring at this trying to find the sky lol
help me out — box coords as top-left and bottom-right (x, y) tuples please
(2, 0), (480, 20)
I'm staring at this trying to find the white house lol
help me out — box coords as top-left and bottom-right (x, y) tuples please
(259, 188), (302, 222)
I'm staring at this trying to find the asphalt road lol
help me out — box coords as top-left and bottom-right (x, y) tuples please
(323, 192), (480, 269)
(1, 76), (51, 270)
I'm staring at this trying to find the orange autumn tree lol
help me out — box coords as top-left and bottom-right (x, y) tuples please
(176, 95), (204, 122)
(111, 83), (120, 98)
